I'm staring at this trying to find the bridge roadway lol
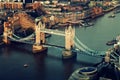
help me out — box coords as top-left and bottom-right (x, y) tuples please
(9, 34), (104, 56)
(7, 35), (120, 61)
(6, 27), (120, 61)
(40, 29), (65, 36)
(8, 35), (65, 48)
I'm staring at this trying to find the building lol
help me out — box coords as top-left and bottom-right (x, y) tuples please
(70, 0), (90, 6)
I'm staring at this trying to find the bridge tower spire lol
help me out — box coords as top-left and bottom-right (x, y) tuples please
(32, 21), (47, 53)
(62, 25), (76, 59)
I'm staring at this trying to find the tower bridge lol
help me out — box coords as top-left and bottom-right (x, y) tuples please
(2, 19), (120, 60)
(3, 20), (76, 59)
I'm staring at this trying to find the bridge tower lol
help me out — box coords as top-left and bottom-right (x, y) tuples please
(3, 22), (12, 44)
(32, 21), (47, 53)
(65, 25), (75, 50)
(62, 25), (76, 59)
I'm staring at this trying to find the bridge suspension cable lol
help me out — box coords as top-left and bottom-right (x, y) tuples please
(74, 36), (95, 52)
(8, 36), (34, 44)
(74, 36), (106, 56)
(74, 41), (89, 53)
(12, 33), (35, 41)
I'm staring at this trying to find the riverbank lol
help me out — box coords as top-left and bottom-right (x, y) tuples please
(103, 6), (116, 13)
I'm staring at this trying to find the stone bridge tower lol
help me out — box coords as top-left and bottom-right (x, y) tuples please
(62, 25), (76, 59)
(32, 21), (47, 53)
(65, 25), (75, 50)
(3, 22), (13, 44)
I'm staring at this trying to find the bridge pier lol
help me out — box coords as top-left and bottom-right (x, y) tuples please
(33, 44), (47, 53)
(62, 50), (77, 59)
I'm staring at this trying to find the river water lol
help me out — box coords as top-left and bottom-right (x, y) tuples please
(0, 12), (120, 80)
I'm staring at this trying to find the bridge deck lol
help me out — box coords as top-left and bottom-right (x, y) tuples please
(40, 29), (65, 36)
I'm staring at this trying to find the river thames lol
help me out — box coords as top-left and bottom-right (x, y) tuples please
(0, 12), (120, 80)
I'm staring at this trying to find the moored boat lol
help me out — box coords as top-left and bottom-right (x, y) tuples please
(108, 13), (115, 18)
(106, 39), (117, 46)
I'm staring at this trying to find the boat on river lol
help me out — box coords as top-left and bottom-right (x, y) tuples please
(87, 22), (94, 26)
(114, 9), (120, 14)
(108, 14), (115, 18)
(106, 39), (117, 46)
